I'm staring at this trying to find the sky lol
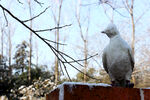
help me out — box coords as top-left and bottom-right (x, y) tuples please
(0, 0), (150, 79)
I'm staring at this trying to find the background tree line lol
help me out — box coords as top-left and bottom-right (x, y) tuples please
(0, 0), (150, 99)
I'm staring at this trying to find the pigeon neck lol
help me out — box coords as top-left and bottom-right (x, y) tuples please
(109, 34), (121, 41)
(109, 34), (119, 39)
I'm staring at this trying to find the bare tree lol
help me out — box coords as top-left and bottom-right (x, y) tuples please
(6, 24), (15, 76)
(52, 0), (64, 85)
(0, 3), (99, 85)
(35, 38), (39, 66)
(123, 0), (135, 55)
(28, 0), (33, 83)
(76, 0), (91, 82)
(0, 25), (4, 57)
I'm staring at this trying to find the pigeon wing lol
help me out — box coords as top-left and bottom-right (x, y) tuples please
(128, 49), (134, 71)
(102, 52), (109, 73)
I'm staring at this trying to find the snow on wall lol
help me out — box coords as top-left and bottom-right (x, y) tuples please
(140, 89), (144, 100)
(56, 82), (111, 100)
(47, 82), (150, 100)
(144, 87), (150, 89)
(58, 84), (64, 100)
(62, 82), (111, 87)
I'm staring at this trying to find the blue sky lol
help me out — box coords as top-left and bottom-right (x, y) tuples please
(0, 0), (150, 78)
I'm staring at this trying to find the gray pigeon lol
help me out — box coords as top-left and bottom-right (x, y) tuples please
(101, 23), (134, 87)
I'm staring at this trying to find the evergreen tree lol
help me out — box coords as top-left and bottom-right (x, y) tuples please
(0, 54), (12, 96)
(76, 67), (97, 82)
(13, 41), (29, 73)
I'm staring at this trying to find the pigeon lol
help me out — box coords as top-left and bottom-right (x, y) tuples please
(101, 23), (134, 88)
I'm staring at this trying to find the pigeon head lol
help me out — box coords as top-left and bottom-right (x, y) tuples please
(101, 23), (119, 38)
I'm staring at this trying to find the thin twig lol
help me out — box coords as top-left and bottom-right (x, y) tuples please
(22, 6), (50, 23)
(58, 60), (64, 75)
(64, 53), (98, 63)
(34, 0), (44, 7)
(135, 7), (149, 25)
(57, 50), (100, 81)
(80, 2), (99, 6)
(45, 38), (99, 81)
(35, 24), (72, 32)
(104, 2), (129, 18)
(102, 3), (112, 21)
(58, 50), (86, 68)
(0, 4), (73, 82)
(52, 47), (101, 81)
(122, 0), (130, 14)
(42, 38), (67, 45)
(0, 4), (100, 82)
(62, 62), (72, 81)
(3, 9), (8, 26)
(80, 1), (128, 18)
(17, 0), (23, 4)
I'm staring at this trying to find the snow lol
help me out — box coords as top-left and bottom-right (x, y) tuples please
(68, 83), (74, 93)
(50, 82), (111, 100)
(58, 84), (64, 100)
(61, 82), (111, 87)
(144, 87), (150, 89)
(58, 82), (110, 100)
(67, 82), (111, 90)
(140, 89), (144, 100)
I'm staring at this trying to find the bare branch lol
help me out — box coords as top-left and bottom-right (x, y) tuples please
(126, 0), (130, 9)
(34, 0), (44, 7)
(76, 16), (85, 41)
(58, 60), (64, 75)
(0, 4), (100, 82)
(102, 4), (112, 21)
(81, 0), (128, 18)
(51, 8), (57, 25)
(66, 61), (100, 81)
(80, 0), (108, 6)
(64, 53), (98, 63)
(62, 62), (72, 81)
(42, 38), (67, 45)
(35, 24), (72, 32)
(80, 2), (99, 6)
(58, 51), (100, 81)
(58, 50), (86, 68)
(104, 1), (129, 18)
(122, 0), (130, 14)
(22, 6), (50, 23)
(17, 0), (23, 4)
(135, 7), (149, 25)
(75, 4), (85, 41)
(3, 9), (8, 26)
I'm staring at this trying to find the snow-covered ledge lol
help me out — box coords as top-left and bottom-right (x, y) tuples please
(46, 82), (150, 100)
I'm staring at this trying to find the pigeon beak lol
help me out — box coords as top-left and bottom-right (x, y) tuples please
(101, 31), (106, 33)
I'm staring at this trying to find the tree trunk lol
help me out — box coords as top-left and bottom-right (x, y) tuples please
(8, 28), (12, 76)
(54, 0), (63, 85)
(129, 0), (135, 84)
(83, 40), (88, 83)
(76, 1), (90, 83)
(130, 5), (135, 56)
(28, 0), (32, 84)
(1, 28), (4, 57)
(35, 40), (39, 66)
